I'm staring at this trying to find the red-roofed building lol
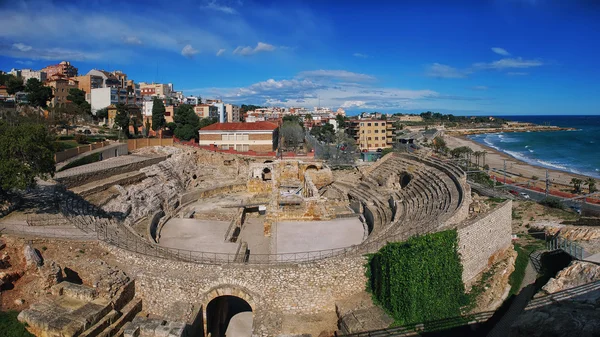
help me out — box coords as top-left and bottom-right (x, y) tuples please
(198, 121), (279, 152)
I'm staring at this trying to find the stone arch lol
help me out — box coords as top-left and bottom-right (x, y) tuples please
(200, 285), (257, 337)
(400, 172), (412, 188)
(263, 160), (273, 163)
(261, 167), (272, 181)
(305, 164), (319, 171)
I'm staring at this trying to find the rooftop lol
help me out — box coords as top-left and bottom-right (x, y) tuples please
(199, 121), (278, 132)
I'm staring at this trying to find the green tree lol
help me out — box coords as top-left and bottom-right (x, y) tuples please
(280, 120), (304, 150)
(571, 178), (583, 193)
(0, 121), (55, 196)
(335, 114), (346, 129)
(6, 75), (25, 95)
(173, 104), (200, 141)
(66, 88), (92, 116)
(114, 104), (131, 138)
(432, 136), (446, 153)
(24, 78), (53, 108)
(585, 178), (596, 193)
(95, 107), (109, 120)
(199, 117), (218, 129)
(151, 98), (166, 131)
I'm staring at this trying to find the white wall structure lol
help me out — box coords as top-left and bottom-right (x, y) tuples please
(213, 102), (225, 123)
(143, 99), (154, 117)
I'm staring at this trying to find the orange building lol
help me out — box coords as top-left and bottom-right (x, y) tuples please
(42, 61), (78, 78)
(46, 77), (79, 107)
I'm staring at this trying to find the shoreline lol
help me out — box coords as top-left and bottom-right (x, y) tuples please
(444, 134), (596, 192)
(445, 125), (576, 136)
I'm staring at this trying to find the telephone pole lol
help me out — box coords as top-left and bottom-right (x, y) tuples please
(545, 169), (550, 197)
(503, 159), (507, 184)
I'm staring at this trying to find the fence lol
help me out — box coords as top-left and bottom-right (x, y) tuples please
(546, 235), (586, 260)
(0, 223), (97, 240)
(126, 138), (174, 151)
(54, 141), (112, 163)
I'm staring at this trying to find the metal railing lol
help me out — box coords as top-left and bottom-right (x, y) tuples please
(546, 235), (586, 260)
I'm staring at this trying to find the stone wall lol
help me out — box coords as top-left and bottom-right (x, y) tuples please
(104, 244), (367, 335)
(457, 200), (513, 286)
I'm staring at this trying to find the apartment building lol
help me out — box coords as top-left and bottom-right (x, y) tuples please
(90, 87), (141, 114)
(198, 121), (279, 152)
(46, 77), (79, 107)
(139, 82), (172, 98)
(194, 104), (218, 119)
(356, 120), (394, 151)
(42, 61), (78, 78)
(225, 104), (241, 122)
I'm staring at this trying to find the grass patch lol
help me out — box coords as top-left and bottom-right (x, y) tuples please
(0, 311), (34, 337)
(488, 197), (506, 203)
(58, 153), (101, 172)
(53, 140), (79, 152)
(508, 237), (545, 296)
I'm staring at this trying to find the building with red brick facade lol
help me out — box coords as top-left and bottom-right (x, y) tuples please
(198, 122), (279, 152)
(42, 61), (78, 78)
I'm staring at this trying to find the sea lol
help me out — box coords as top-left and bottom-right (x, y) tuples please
(468, 115), (600, 179)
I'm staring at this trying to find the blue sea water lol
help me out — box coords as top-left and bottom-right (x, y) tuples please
(468, 115), (600, 179)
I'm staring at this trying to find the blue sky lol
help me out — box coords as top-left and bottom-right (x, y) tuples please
(1, 0), (599, 116)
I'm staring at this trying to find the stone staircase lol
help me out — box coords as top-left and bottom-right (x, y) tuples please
(18, 281), (143, 337)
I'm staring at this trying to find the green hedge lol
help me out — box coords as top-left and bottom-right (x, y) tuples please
(367, 230), (469, 325)
(0, 311), (34, 337)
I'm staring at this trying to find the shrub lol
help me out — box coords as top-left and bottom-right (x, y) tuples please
(0, 311), (34, 337)
(367, 230), (469, 326)
(74, 134), (88, 144)
(59, 153), (101, 171)
(540, 197), (564, 210)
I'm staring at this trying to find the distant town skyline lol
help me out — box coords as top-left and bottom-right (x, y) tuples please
(1, 0), (600, 116)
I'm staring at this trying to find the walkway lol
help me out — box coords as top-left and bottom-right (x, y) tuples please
(55, 142), (124, 171)
(486, 254), (538, 337)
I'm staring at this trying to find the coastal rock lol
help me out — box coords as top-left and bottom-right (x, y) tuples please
(542, 261), (600, 294)
(23, 245), (42, 268)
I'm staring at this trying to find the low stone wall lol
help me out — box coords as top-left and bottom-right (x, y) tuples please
(148, 210), (165, 243)
(457, 200), (513, 286)
(127, 138), (174, 151)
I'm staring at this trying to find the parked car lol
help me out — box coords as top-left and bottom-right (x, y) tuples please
(519, 192), (530, 199)
(509, 190), (519, 196)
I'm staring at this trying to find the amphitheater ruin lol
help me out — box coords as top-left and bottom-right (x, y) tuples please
(1, 144), (515, 337)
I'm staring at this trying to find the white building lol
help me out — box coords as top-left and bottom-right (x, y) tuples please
(142, 99), (154, 117)
(185, 96), (200, 105)
(212, 102), (226, 123)
(90, 87), (141, 114)
(21, 69), (47, 84)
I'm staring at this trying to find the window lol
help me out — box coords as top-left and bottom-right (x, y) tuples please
(382, 137), (386, 140)
(375, 123), (378, 126)
(220, 144), (229, 150)
(375, 137), (379, 140)
(239, 133), (249, 141)
(382, 123), (386, 126)
(361, 130), (364, 134)
(367, 123), (371, 126)
(368, 137), (372, 140)
(375, 129), (379, 133)
(360, 123), (364, 126)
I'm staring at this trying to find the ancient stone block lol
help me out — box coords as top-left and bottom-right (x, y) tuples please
(23, 245), (42, 268)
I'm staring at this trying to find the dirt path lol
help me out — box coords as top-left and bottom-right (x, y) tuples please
(486, 256), (538, 337)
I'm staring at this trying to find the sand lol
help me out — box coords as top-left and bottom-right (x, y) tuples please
(444, 134), (595, 192)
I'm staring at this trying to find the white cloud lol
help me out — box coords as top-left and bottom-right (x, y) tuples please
(1, 43), (100, 61)
(507, 72), (528, 76)
(471, 85), (489, 91)
(16, 60), (33, 65)
(188, 70), (471, 112)
(216, 48), (226, 56)
(474, 57), (543, 69)
(122, 36), (142, 45)
(353, 53), (368, 58)
(426, 63), (468, 78)
(12, 43), (32, 52)
(298, 69), (375, 82)
(491, 47), (510, 56)
(181, 44), (199, 58)
(204, 0), (237, 14)
(233, 42), (275, 55)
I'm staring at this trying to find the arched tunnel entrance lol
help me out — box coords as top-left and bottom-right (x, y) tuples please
(400, 173), (412, 188)
(206, 295), (253, 337)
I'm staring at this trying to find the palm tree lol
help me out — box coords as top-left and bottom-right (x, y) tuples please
(585, 178), (596, 193)
(571, 178), (583, 193)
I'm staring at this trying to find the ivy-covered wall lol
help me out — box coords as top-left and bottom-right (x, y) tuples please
(367, 230), (469, 325)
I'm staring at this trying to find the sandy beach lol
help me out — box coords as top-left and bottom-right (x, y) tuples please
(444, 134), (596, 192)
